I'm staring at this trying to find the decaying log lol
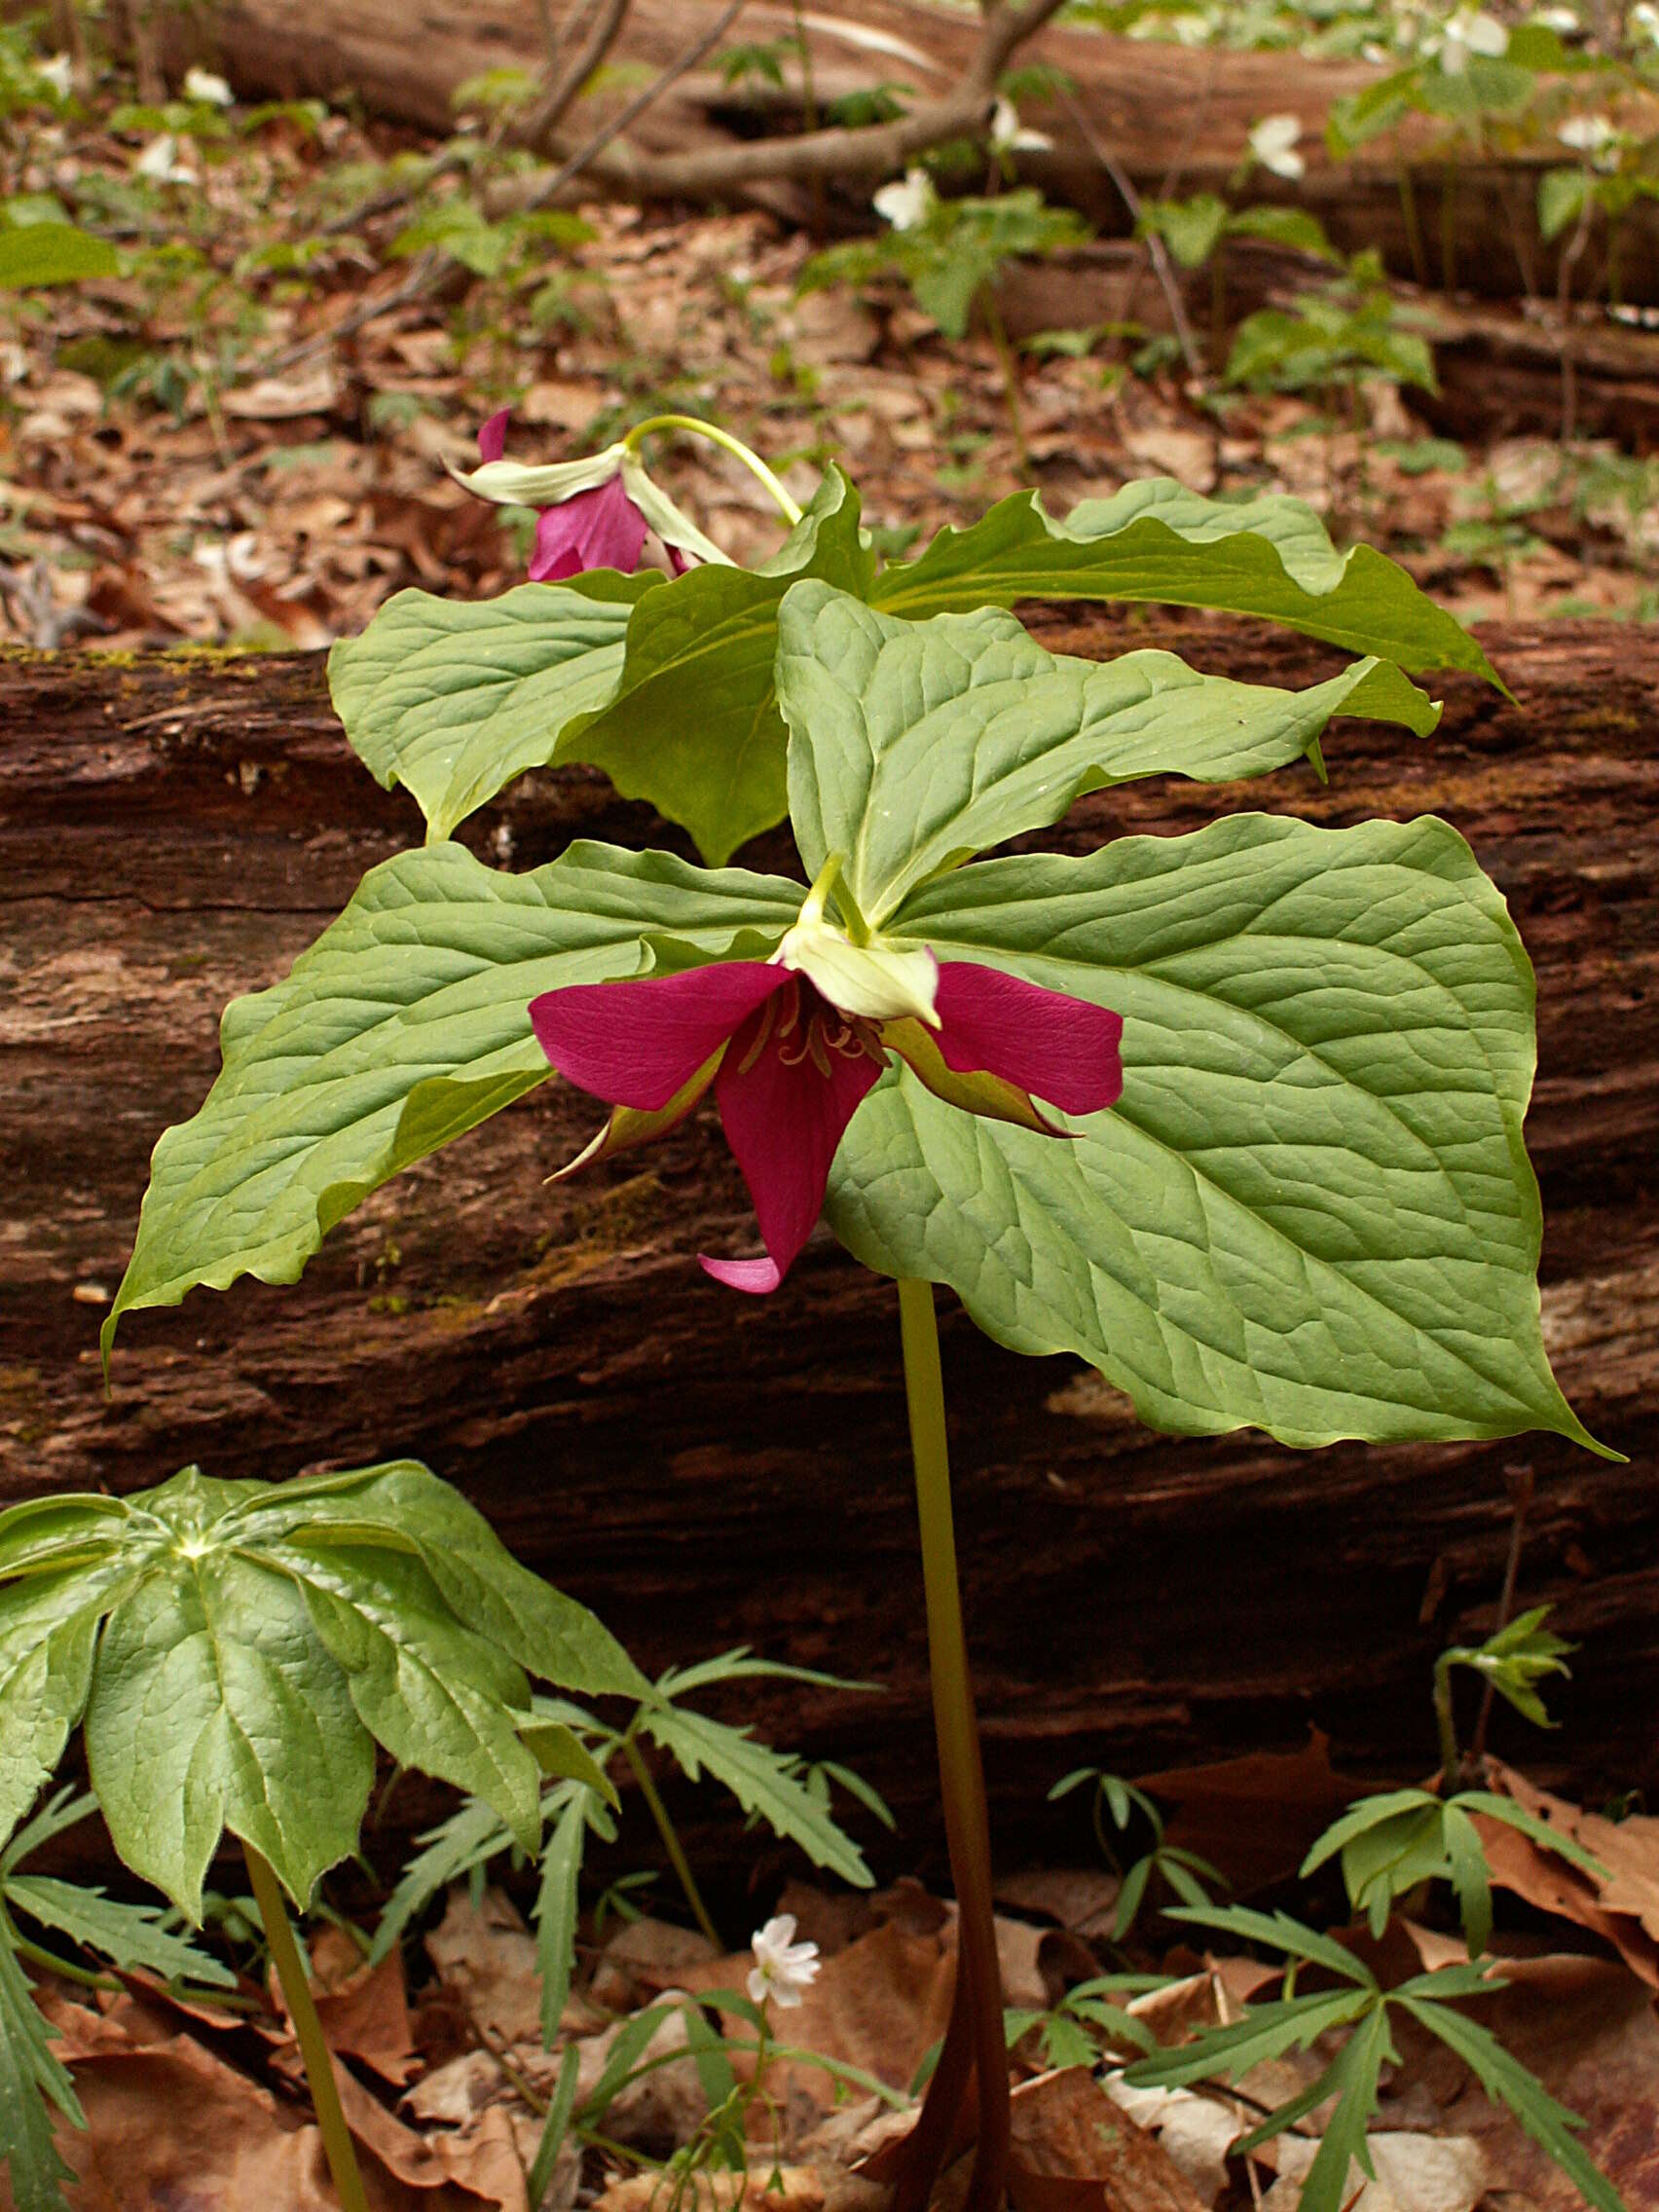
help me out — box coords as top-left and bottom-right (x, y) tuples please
(3, 618), (1657, 1882)
(998, 241), (1659, 446)
(152, 0), (1659, 304)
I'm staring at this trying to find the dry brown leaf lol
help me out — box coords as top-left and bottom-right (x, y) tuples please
(1388, 1953), (1659, 2210)
(1135, 1730), (1378, 1893)
(589, 1915), (721, 2009)
(11, 1988), (521, 2212)
(1475, 1756), (1659, 1987)
(995, 1868), (1122, 1940)
(1259, 2131), (1487, 2212)
(278, 1922), (420, 2087)
(1006, 2066), (1210, 2212)
(425, 1887), (544, 2047)
(222, 366), (343, 420)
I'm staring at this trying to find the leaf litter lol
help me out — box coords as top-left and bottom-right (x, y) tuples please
(12, 1748), (1659, 2212)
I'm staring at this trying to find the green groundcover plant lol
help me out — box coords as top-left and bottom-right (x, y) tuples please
(55, 407), (1612, 2211)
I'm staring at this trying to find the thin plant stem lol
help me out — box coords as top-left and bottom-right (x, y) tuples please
(244, 1845), (369, 2212)
(977, 285), (1030, 479)
(621, 1735), (722, 1950)
(1471, 1465), (1534, 1769)
(1432, 1654), (1461, 1791)
(898, 1277), (1010, 2212)
(624, 413), (803, 525)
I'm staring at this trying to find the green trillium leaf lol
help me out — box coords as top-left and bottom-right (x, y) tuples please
(827, 813), (1600, 1453)
(868, 479), (1501, 689)
(328, 572), (653, 842)
(327, 466), (870, 861)
(103, 841), (802, 1358)
(0, 1461), (641, 1920)
(557, 464), (874, 864)
(778, 581), (1437, 926)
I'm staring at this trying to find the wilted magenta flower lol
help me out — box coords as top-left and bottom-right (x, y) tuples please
(530, 903), (1124, 1294)
(458, 411), (726, 580)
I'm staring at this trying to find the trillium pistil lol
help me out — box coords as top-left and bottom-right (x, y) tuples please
(530, 858), (1124, 1294)
(451, 411), (802, 580)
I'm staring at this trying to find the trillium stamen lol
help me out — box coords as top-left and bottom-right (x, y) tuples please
(529, 871), (1124, 1294)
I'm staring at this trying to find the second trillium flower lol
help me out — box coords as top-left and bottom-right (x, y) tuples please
(456, 411), (730, 580)
(530, 875), (1124, 1294)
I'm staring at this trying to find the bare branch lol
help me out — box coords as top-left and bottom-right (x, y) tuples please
(518, 0), (634, 151)
(518, 0), (750, 212)
(542, 0), (1071, 203)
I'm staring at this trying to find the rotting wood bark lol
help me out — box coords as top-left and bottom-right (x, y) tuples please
(151, 0), (1659, 305)
(4, 619), (1657, 1877)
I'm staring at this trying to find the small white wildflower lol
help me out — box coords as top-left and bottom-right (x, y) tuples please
(1559, 113), (1621, 166)
(988, 97), (1052, 155)
(1631, 0), (1659, 42)
(36, 52), (73, 99)
(747, 1915), (820, 2010)
(1532, 5), (1580, 28)
(1438, 8), (1509, 71)
(1248, 114), (1305, 180)
(133, 133), (195, 183)
(183, 65), (235, 106)
(872, 166), (936, 232)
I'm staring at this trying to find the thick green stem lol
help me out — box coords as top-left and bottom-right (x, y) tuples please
(623, 413), (803, 526)
(622, 1734), (722, 1950)
(244, 1844), (369, 2212)
(898, 1277), (1010, 2212)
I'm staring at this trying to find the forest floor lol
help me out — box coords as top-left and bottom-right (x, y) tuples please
(6, 39), (1659, 2212)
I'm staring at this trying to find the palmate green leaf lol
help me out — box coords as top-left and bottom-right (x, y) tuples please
(558, 464), (874, 864)
(0, 1904), (81, 2212)
(0, 1460), (642, 1919)
(1124, 1988), (1372, 2092)
(1294, 2002), (1394, 2212)
(640, 1705), (873, 1887)
(7, 1877), (235, 1988)
(86, 1544), (377, 1918)
(868, 479), (1501, 688)
(327, 572), (653, 842)
(828, 813), (1601, 1453)
(103, 840), (802, 1358)
(0, 1603), (104, 1843)
(779, 581), (1435, 927)
(222, 1460), (645, 1700)
(535, 1785), (591, 2043)
(1397, 1987), (1626, 2212)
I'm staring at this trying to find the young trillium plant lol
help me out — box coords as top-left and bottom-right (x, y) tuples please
(97, 422), (1606, 2212)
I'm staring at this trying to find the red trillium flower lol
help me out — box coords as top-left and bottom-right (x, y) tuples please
(529, 903), (1124, 1294)
(458, 411), (728, 581)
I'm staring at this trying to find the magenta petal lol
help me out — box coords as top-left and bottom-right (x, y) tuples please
(530, 963), (785, 1111)
(713, 989), (884, 1287)
(529, 474), (649, 580)
(934, 963), (1124, 1116)
(478, 408), (511, 462)
(698, 1255), (784, 1294)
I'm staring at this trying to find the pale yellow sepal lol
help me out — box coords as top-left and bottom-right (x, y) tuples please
(546, 1050), (723, 1181)
(774, 912), (940, 1026)
(882, 1019), (1062, 1135)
